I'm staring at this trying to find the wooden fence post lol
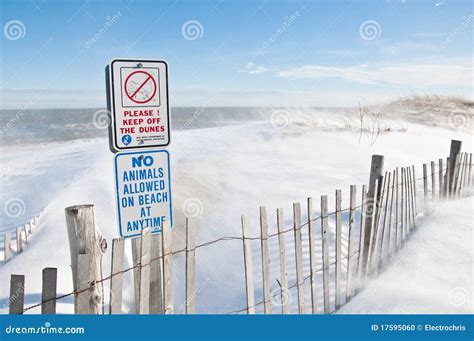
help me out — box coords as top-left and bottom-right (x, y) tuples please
(276, 208), (289, 314)
(307, 198), (318, 313)
(400, 168), (406, 242)
(387, 171), (396, 258)
(4, 232), (12, 262)
(185, 218), (196, 314)
(16, 227), (23, 253)
(109, 238), (125, 314)
(394, 168), (400, 249)
(356, 185), (368, 292)
(439, 159), (444, 198)
(448, 140), (462, 196)
(367, 177), (383, 275)
(377, 172), (391, 270)
(408, 167), (415, 230)
(453, 153), (462, 196)
(345, 185), (356, 301)
(293, 202), (305, 314)
(335, 190), (342, 310)
(361, 155), (384, 273)
(241, 214), (255, 314)
(65, 205), (106, 314)
(469, 153), (472, 188)
(445, 157), (450, 198)
(9, 274), (25, 314)
(405, 168), (411, 233)
(162, 221), (173, 314)
(320, 195), (330, 314)
(138, 228), (151, 314)
(41, 267), (57, 314)
(76, 253), (94, 314)
(430, 161), (436, 200)
(150, 233), (163, 314)
(422, 164), (428, 211)
(259, 207), (271, 314)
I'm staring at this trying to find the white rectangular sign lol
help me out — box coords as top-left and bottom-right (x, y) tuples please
(114, 150), (172, 238)
(106, 59), (170, 152)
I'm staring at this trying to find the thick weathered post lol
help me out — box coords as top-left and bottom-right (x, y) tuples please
(345, 185), (356, 301)
(241, 214), (255, 314)
(321, 195), (330, 314)
(162, 221), (173, 314)
(361, 155), (384, 274)
(185, 218), (196, 314)
(448, 140), (462, 195)
(9, 274), (25, 314)
(41, 267), (57, 314)
(307, 198), (318, 313)
(65, 205), (106, 314)
(76, 253), (94, 314)
(276, 208), (289, 314)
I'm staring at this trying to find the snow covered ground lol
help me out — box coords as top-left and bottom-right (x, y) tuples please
(340, 196), (473, 314)
(0, 97), (472, 314)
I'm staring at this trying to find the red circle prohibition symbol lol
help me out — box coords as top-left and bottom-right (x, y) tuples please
(124, 70), (157, 104)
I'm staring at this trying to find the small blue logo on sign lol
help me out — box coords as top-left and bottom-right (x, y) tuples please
(122, 134), (132, 146)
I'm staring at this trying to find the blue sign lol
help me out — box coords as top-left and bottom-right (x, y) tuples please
(114, 149), (172, 238)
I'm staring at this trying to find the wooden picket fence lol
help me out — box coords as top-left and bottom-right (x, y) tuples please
(1, 211), (42, 263)
(6, 140), (473, 315)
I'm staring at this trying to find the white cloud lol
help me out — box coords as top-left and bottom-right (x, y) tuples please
(240, 62), (270, 75)
(275, 60), (472, 87)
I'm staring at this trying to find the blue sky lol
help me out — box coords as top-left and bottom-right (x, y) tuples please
(0, 0), (472, 108)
